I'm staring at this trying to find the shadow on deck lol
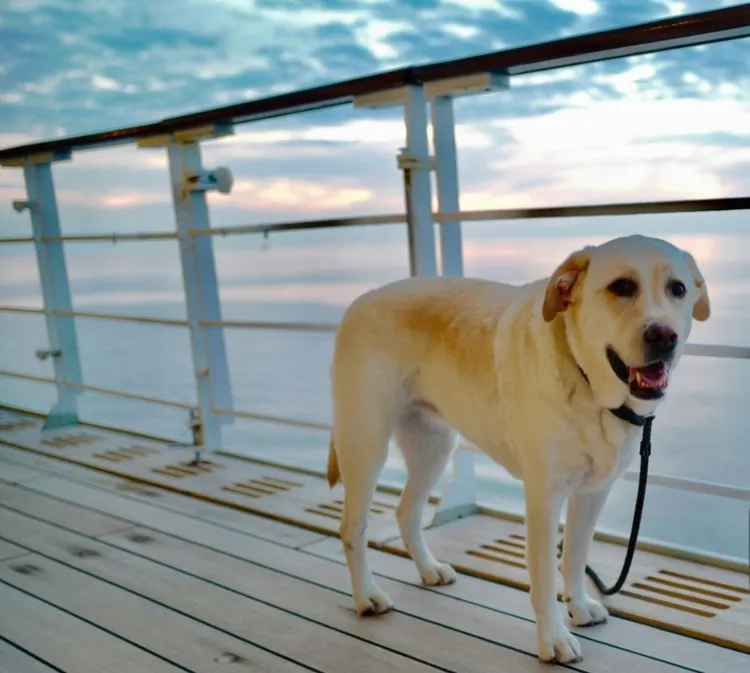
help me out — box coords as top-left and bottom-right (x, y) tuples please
(0, 407), (747, 673)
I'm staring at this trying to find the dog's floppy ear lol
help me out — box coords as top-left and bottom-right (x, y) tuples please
(683, 250), (710, 321)
(542, 247), (594, 322)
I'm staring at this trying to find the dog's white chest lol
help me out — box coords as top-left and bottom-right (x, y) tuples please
(568, 415), (640, 491)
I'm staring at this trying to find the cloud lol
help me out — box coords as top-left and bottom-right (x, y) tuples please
(2, 0), (750, 243)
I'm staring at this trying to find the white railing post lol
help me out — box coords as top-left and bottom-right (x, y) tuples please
(399, 84), (438, 277)
(5, 152), (83, 429)
(431, 95), (465, 278)
(429, 95), (478, 526)
(140, 127), (234, 458)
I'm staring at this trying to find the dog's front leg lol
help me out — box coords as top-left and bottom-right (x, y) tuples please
(525, 482), (582, 664)
(560, 485), (612, 627)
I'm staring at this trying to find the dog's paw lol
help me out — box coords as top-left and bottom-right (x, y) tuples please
(538, 624), (583, 665)
(355, 585), (394, 616)
(420, 562), (457, 587)
(567, 596), (608, 627)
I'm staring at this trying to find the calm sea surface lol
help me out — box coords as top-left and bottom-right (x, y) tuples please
(1, 214), (749, 562)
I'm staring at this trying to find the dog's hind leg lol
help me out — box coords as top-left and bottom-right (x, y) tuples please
(394, 405), (458, 586)
(334, 394), (395, 616)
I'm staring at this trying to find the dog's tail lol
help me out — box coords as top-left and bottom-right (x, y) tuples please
(326, 434), (340, 488)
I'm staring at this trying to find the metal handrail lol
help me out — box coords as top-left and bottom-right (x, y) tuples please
(54, 310), (188, 328)
(3, 197), (749, 248)
(190, 214), (404, 238)
(1, 5), (749, 160)
(202, 319), (337, 332)
(0, 307), (44, 315)
(40, 231), (178, 243)
(0, 369), (55, 385)
(2, 305), (748, 358)
(63, 380), (194, 410)
(620, 471), (750, 502)
(3, 361), (747, 503)
(212, 406), (331, 431)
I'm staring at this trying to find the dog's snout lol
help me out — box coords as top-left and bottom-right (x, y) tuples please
(643, 323), (678, 358)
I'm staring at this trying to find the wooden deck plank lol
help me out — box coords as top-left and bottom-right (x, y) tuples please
(0, 552), (316, 673)
(0, 482), (133, 538)
(0, 480), (701, 672)
(0, 460), (48, 485)
(381, 513), (750, 652)
(0, 509), (444, 673)
(0, 539), (28, 562)
(306, 536), (750, 673)
(0, 426), (416, 542)
(0, 581), (185, 673)
(0, 639), (60, 673)
(0, 450), (324, 548)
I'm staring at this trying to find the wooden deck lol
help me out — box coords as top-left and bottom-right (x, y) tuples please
(0, 413), (748, 672)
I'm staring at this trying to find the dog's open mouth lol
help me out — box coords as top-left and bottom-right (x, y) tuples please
(628, 361), (668, 392)
(606, 347), (668, 399)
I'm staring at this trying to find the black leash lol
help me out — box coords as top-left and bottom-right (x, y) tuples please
(568, 416), (653, 595)
(564, 363), (655, 595)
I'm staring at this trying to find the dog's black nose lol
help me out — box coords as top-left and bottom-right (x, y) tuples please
(644, 323), (678, 358)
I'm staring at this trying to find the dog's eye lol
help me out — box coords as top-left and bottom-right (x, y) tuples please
(668, 279), (687, 299)
(607, 278), (638, 298)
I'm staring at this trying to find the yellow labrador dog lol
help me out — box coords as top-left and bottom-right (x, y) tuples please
(326, 234), (709, 664)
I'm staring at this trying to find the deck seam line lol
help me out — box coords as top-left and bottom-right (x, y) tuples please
(9, 476), (723, 667)
(0, 451), (316, 549)
(2, 444), (747, 663)
(0, 633), (69, 673)
(0, 529), (461, 673)
(0, 546), (328, 673)
(0, 501), (691, 672)
(0, 577), (200, 673)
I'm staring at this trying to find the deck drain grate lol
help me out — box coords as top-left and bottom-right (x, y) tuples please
(305, 498), (396, 521)
(0, 417), (37, 431)
(221, 475), (304, 499)
(93, 444), (159, 463)
(621, 568), (750, 618)
(465, 533), (568, 571)
(151, 460), (222, 479)
(41, 432), (101, 448)
(465, 533), (529, 570)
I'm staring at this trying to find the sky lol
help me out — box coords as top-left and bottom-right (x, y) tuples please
(1, 0), (750, 238)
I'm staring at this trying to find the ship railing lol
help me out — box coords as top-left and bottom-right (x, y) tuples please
(1, 5), (749, 567)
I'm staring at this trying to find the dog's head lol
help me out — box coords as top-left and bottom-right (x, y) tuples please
(542, 234), (710, 410)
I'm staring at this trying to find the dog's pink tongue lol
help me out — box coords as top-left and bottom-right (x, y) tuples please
(629, 362), (668, 390)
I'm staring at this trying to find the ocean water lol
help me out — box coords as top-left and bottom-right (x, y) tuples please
(1, 212), (749, 564)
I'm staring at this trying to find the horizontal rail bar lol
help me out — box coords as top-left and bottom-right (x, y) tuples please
(54, 310), (188, 328)
(190, 213), (404, 238)
(0, 306), (44, 315)
(40, 231), (178, 243)
(212, 407), (332, 432)
(0, 369), (55, 385)
(433, 196), (750, 223)
(64, 380), (194, 410)
(202, 319), (337, 333)
(620, 470), (750, 502)
(188, 197), (750, 239)
(683, 343), (750, 358)
(2, 6), (748, 160)
(0, 237), (34, 244)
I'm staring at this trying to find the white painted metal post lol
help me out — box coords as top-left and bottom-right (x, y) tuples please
(429, 95), (477, 526)
(19, 155), (83, 429)
(431, 95), (464, 277)
(400, 85), (438, 277)
(166, 135), (233, 456)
